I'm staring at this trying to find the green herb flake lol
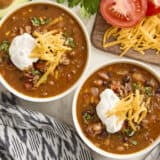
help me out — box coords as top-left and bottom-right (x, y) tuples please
(31, 17), (52, 26)
(117, 133), (122, 139)
(57, 0), (65, 3)
(80, 6), (91, 18)
(131, 140), (138, 145)
(0, 40), (10, 52)
(63, 32), (68, 38)
(144, 87), (152, 96)
(68, 0), (81, 7)
(123, 128), (135, 137)
(82, 0), (100, 17)
(132, 83), (139, 90)
(41, 17), (52, 25)
(83, 112), (91, 123)
(31, 17), (41, 26)
(32, 70), (40, 75)
(56, 0), (100, 17)
(65, 37), (76, 48)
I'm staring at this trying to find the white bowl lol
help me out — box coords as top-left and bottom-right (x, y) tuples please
(72, 59), (160, 160)
(0, 1), (91, 102)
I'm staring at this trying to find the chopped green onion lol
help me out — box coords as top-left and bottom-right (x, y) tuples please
(132, 83), (139, 90)
(31, 17), (41, 26)
(117, 133), (122, 139)
(83, 112), (91, 121)
(131, 140), (138, 145)
(123, 128), (135, 137)
(65, 37), (76, 48)
(63, 32), (68, 38)
(41, 17), (52, 25)
(0, 40), (10, 52)
(31, 17), (52, 26)
(32, 70), (40, 75)
(144, 87), (152, 96)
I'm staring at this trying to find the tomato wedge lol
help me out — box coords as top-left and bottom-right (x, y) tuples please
(146, 0), (160, 16)
(100, 0), (147, 28)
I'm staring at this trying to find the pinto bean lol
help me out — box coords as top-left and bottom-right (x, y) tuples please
(49, 81), (55, 85)
(19, 27), (24, 34)
(86, 123), (103, 137)
(98, 72), (109, 81)
(132, 73), (144, 82)
(141, 119), (149, 128)
(24, 82), (33, 90)
(24, 72), (34, 79)
(90, 87), (99, 96)
(70, 51), (76, 56)
(104, 138), (110, 146)
(83, 93), (90, 105)
(123, 75), (131, 83)
(41, 92), (48, 97)
(130, 67), (137, 73)
(150, 115), (157, 123)
(25, 25), (32, 34)
(116, 146), (125, 152)
(60, 56), (70, 65)
(93, 79), (103, 86)
(67, 73), (72, 81)
(117, 70), (128, 75)
(111, 81), (121, 93)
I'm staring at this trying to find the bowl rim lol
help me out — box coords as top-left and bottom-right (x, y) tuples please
(72, 59), (160, 159)
(0, 0), (91, 102)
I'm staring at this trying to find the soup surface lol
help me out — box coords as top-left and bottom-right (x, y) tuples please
(0, 3), (87, 97)
(77, 63), (160, 154)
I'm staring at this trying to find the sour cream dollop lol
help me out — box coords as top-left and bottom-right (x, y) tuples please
(9, 33), (38, 70)
(96, 89), (124, 133)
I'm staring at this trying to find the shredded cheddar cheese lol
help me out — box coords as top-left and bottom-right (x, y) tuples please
(106, 90), (150, 131)
(103, 15), (160, 56)
(30, 30), (71, 87)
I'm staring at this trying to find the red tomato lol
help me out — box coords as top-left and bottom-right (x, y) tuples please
(146, 0), (160, 16)
(100, 0), (147, 28)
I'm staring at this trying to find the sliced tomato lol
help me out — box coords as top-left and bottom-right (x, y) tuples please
(100, 0), (147, 28)
(146, 0), (160, 16)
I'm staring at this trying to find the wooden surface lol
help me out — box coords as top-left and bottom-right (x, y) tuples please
(91, 12), (160, 66)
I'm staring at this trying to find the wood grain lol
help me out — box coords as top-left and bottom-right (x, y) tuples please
(91, 12), (160, 66)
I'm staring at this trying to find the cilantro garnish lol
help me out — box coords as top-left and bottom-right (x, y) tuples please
(32, 70), (41, 76)
(31, 17), (52, 27)
(56, 0), (100, 17)
(132, 83), (140, 90)
(144, 87), (152, 96)
(83, 112), (92, 124)
(65, 37), (76, 48)
(131, 140), (138, 145)
(0, 40), (10, 53)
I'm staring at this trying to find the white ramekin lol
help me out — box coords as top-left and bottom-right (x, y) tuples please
(0, 0), (91, 102)
(72, 59), (160, 160)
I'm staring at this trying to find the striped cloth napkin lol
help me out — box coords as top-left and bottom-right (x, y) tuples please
(144, 145), (160, 160)
(0, 90), (93, 160)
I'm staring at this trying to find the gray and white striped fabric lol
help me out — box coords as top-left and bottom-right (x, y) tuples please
(0, 92), (93, 160)
(144, 145), (160, 160)
(0, 91), (159, 160)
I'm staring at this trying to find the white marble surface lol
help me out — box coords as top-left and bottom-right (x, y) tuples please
(2, 1), (160, 160)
